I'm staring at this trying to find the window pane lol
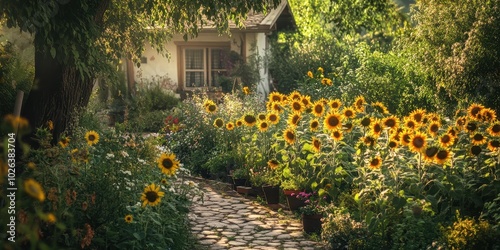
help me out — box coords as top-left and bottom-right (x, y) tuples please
(185, 49), (204, 69)
(186, 72), (204, 87)
(211, 48), (227, 69)
(211, 70), (228, 87)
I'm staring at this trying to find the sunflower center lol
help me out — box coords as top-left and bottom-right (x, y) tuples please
(436, 150), (448, 160)
(332, 103), (339, 109)
(492, 124), (500, 133)
(389, 141), (397, 148)
(370, 158), (380, 166)
(311, 121), (319, 128)
(425, 147), (438, 158)
(345, 110), (353, 117)
(471, 145), (482, 155)
(261, 123), (268, 129)
(414, 114), (423, 123)
(314, 105), (323, 114)
(313, 140), (320, 148)
(471, 107), (481, 116)
(328, 116), (340, 126)
(145, 191), (159, 202)
(473, 133), (483, 141)
(491, 140), (500, 147)
(361, 117), (371, 127)
(292, 115), (300, 124)
(407, 121), (415, 128)
(412, 137), (424, 148)
(208, 105), (216, 112)
(88, 135), (95, 141)
(244, 115), (256, 124)
(374, 124), (381, 133)
(333, 131), (341, 139)
(430, 124), (439, 132)
(441, 135), (451, 143)
(286, 131), (295, 140)
(292, 102), (302, 111)
(162, 159), (173, 169)
(385, 119), (395, 128)
(269, 115), (277, 122)
(466, 122), (477, 132)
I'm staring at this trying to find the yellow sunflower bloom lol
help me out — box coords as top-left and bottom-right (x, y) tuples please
(368, 156), (382, 169)
(243, 114), (257, 127)
(487, 140), (500, 152)
(226, 122), (235, 130)
(267, 112), (280, 125)
(85, 130), (99, 146)
(343, 122), (353, 133)
(324, 112), (343, 131)
(257, 113), (267, 121)
(157, 153), (180, 176)
(471, 133), (487, 145)
(287, 112), (302, 128)
(388, 140), (399, 149)
(258, 121), (269, 132)
(439, 134), (455, 148)
(236, 120), (243, 127)
(318, 67), (324, 73)
(321, 78), (333, 86)
(409, 132), (427, 153)
(465, 121), (478, 133)
(288, 90), (302, 101)
(270, 102), (284, 113)
(243, 86), (250, 95)
(487, 122), (500, 137)
(410, 109), (426, 124)
(428, 121), (441, 137)
(370, 119), (383, 138)
(312, 137), (321, 152)
(403, 116), (418, 131)
(331, 130), (343, 141)
(383, 116), (399, 131)
(361, 117), (372, 127)
(400, 130), (413, 146)
(204, 100), (217, 113)
(310, 119), (320, 131)
(479, 108), (496, 122)
(141, 183), (165, 207)
(328, 99), (342, 111)
(455, 116), (467, 129)
(467, 103), (484, 120)
(307, 71), (313, 78)
(423, 147), (438, 162)
(312, 101), (325, 117)
(213, 118), (224, 128)
(269, 92), (283, 103)
(290, 100), (305, 113)
(435, 149), (451, 165)
(268, 160), (279, 170)
(24, 178), (45, 202)
(372, 102), (389, 114)
(283, 128), (296, 145)
(301, 95), (311, 107)
(354, 96), (366, 113)
(58, 137), (70, 148)
(124, 214), (133, 223)
(361, 136), (376, 147)
(342, 107), (356, 119)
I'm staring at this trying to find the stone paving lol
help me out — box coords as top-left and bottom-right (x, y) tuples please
(189, 179), (325, 250)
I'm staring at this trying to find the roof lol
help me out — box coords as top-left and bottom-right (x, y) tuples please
(204, 0), (296, 32)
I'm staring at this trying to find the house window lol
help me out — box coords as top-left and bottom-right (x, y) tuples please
(183, 47), (229, 88)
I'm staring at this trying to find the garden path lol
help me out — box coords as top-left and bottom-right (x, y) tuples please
(188, 178), (325, 250)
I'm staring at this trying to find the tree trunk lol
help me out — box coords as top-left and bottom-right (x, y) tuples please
(21, 37), (94, 147)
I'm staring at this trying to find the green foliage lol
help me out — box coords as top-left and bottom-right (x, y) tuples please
(440, 215), (500, 250)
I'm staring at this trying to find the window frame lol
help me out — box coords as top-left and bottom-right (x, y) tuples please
(176, 41), (231, 90)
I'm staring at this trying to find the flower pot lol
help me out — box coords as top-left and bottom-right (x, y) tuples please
(232, 178), (248, 191)
(302, 213), (323, 234)
(236, 186), (252, 196)
(262, 185), (280, 204)
(283, 190), (305, 211)
(251, 185), (265, 198)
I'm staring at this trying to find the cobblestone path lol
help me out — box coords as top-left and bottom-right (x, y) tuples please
(189, 179), (325, 250)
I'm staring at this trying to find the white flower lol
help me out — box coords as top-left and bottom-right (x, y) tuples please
(121, 170), (132, 176)
(120, 151), (129, 158)
(106, 153), (115, 159)
(138, 158), (146, 164)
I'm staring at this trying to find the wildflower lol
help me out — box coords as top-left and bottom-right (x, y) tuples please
(85, 131), (99, 146)
(124, 215), (133, 223)
(24, 179), (45, 202)
(213, 118), (224, 128)
(312, 101), (325, 117)
(312, 137), (321, 152)
(157, 153), (180, 176)
(368, 156), (382, 169)
(243, 86), (250, 95)
(226, 122), (235, 130)
(268, 160), (279, 170)
(243, 114), (257, 127)
(310, 119), (320, 131)
(283, 128), (296, 145)
(307, 71), (313, 78)
(267, 113), (280, 125)
(409, 132), (427, 153)
(324, 112), (343, 131)
(343, 107), (356, 119)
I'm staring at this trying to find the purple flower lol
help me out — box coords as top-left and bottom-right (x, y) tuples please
(305, 200), (310, 204)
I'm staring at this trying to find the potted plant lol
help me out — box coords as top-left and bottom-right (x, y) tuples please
(260, 160), (281, 205)
(230, 167), (249, 190)
(296, 191), (325, 234)
(281, 178), (306, 211)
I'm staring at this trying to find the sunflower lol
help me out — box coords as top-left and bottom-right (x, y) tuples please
(487, 140), (500, 152)
(267, 113), (280, 125)
(269, 92), (283, 103)
(318, 67), (324, 73)
(27, 162), (36, 170)
(343, 107), (356, 119)
(324, 112), (343, 131)
(467, 103), (484, 120)
(283, 128), (296, 145)
(321, 78), (333, 86)
(47, 120), (54, 130)
(331, 130), (343, 141)
(471, 133), (487, 145)
(24, 179), (45, 202)
(471, 145), (482, 156)
(226, 122), (235, 130)
(439, 134), (455, 148)
(270, 102), (284, 113)
(301, 95), (312, 108)
(213, 118), (224, 128)
(124, 215), (133, 223)
(455, 116), (467, 129)
(400, 130), (412, 146)
(410, 109), (426, 124)
(288, 112), (302, 127)
(354, 96), (366, 112)
(487, 122), (500, 137)
(46, 213), (57, 224)
(157, 153), (180, 176)
(161, 179), (168, 185)
(465, 121), (478, 133)
(310, 119), (320, 131)
(324, 100), (339, 111)
(409, 132), (427, 153)
(141, 183), (165, 207)
(307, 71), (313, 78)
(58, 137), (70, 148)
(423, 147), (439, 162)
(360, 117), (372, 127)
(371, 102), (389, 114)
(235, 120), (243, 127)
(257, 113), (267, 121)
(361, 136), (376, 147)
(388, 140), (399, 149)
(268, 160), (279, 170)
(368, 156), (382, 169)
(435, 149), (450, 165)
(428, 121), (441, 137)
(258, 121), (269, 132)
(370, 119), (383, 138)
(479, 108), (496, 122)
(403, 117), (418, 131)
(343, 122), (353, 133)
(243, 114), (257, 126)
(383, 116), (399, 131)
(447, 127), (458, 138)
(312, 101), (325, 117)
(242, 86), (250, 95)
(204, 100), (217, 113)
(312, 137), (321, 152)
(290, 100), (305, 113)
(85, 131), (99, 146)
(288, 90), (302, 100)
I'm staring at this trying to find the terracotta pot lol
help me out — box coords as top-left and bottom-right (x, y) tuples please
(283, 190), (305, 211)
(302, 213), (323, 234)
(261, 185), (280, 204)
